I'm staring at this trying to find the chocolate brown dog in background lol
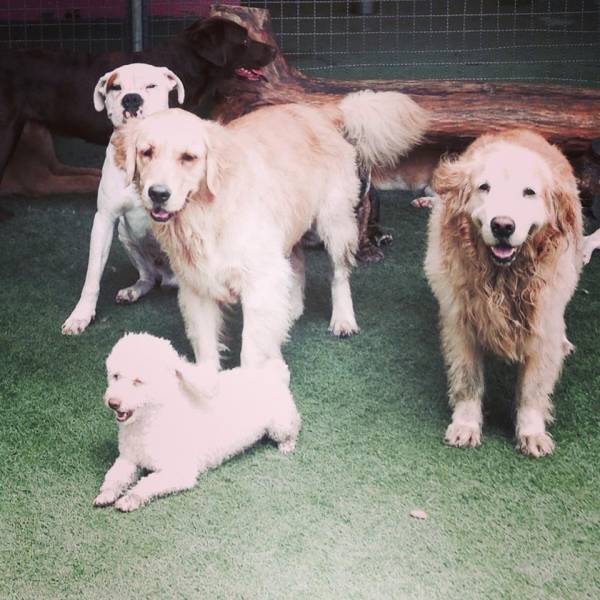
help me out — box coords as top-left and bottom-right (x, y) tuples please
(0, 17), (275, 217)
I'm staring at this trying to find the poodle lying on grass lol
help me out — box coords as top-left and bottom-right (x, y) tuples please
(94, 332), (301, 512)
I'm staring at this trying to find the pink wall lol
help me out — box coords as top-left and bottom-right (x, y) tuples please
(2, 1), (240, 21)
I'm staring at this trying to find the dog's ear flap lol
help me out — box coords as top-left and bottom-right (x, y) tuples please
(432, 154), (473, 211)
(111, 122), (138, 185)
(93, 71), (113, 112)
(549, 174), (581, 237)
(162, 68), (185, 105)
(184, 17), (245, 67)
(204, 122), (231, 197)
(176, 362), (219, 401)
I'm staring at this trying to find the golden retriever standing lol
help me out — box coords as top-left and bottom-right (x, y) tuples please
(425, 129), (583, 457)
(114, 92), (428, 368)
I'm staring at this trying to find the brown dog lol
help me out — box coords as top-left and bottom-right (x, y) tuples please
(0, 17), (275, 215)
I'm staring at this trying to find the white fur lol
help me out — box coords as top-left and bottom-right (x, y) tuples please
(62, 64), (183, 335)
(94, 332), (300, 512)
(117, 92), (427, 367)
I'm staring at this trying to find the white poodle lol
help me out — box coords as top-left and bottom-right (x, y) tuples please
(94, 332), (301, 511)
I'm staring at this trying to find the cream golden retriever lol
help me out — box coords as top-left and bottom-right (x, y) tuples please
(113, 92), (428, 368)
(425, 129), (583, 457)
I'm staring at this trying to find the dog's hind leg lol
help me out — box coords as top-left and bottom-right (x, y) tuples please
(114, 469), (198, 512)
(289, 245), (306, 323)
(582, 228), (600, 264)
(316, 189), (360, 337)
(240, 257), (294, 367)
(268, 404), (301, 455)
(115, 238), (158, 305)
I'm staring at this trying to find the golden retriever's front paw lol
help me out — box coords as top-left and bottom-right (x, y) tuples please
(94, 490), (120, 507)
(114, 493), (144, 512)
(445, 422), (482, 448)
(517, 432), (555, 457)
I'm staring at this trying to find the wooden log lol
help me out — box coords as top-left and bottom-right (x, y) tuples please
(210, 4), (600, 154)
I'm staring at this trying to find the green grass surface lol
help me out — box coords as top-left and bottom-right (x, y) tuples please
(1, 177), (599, 599)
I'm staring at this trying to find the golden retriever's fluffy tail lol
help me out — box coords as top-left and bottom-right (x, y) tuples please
(336, 90), (429, 169)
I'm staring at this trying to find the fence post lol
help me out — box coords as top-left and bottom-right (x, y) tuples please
(131, 0), (143, 51)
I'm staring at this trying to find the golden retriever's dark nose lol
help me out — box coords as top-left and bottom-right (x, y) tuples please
(148, 185), (171, 205)
(107, 397), (121, 410)
(491, 216), (515, 239)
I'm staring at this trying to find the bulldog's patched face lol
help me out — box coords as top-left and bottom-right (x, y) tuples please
(93, 63), (185, 128)
(465, 142), (552, 266)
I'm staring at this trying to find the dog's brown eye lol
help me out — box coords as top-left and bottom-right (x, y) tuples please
(112, 373), (120, 381)
(180, 153), (197, 162)
(146, 84), (157, 89)
(478, 183), (490, 192)
(523, 187), (536, 197)
(108, 84), (121, 92)
(141, 147), (153, 158)
(133, 378), (143, 386)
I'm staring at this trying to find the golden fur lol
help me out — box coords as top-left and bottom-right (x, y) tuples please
(425, 129), (583, 456)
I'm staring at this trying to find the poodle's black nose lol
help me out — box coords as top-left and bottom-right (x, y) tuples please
(148, 185), (171, 205)
(491, 216), (515, 239)
(108, 397), (121, 410)
(121, 93), (143, 113)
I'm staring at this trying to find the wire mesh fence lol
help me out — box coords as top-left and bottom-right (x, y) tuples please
(1, 1), (599, 85)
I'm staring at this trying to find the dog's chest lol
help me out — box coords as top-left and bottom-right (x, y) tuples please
(158, 225), (242, 304)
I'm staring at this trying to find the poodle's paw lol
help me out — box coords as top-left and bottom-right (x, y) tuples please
(115, 286), (142, 304)
(61, 311), (94, 335)
(517, 432), (555, 457)
(411, 196), (436, 209)
(115, 493), (144, 512)
(445, 421), (482, 448)
(278, 438), (297, 455)
(328, 317), (359, 338)
(94, 489), (120, 507)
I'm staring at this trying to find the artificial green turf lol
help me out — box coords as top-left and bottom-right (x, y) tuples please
(1, 160), (599, 598)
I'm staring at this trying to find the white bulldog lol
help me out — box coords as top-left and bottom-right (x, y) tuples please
(62, 63), (184, 335)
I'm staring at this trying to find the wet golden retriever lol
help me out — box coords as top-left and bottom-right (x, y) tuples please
(114, 92), (428, 368)
(425, 129), (583, 457)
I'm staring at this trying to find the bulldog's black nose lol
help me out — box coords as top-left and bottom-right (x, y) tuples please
(122, 93), (143, 113)
(148, 185), (171, 205)
(491, 216), (516, 239)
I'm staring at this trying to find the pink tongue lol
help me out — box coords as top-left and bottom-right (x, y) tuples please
(235, 67), (262, 80)
(152, 208), (170, 219)
(492, 245), (514, 258)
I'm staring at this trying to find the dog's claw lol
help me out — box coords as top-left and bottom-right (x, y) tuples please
(61, 314), (93, 335)
(517, 432), (555, 457)
(445, 422), (482, 448)
(94, 490), (119, 507)
(115, 493), (143, 512)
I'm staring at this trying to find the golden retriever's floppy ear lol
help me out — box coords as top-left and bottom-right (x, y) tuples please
(176, 362), (218, 400)
(111, 122), (138, 185)
(432, 153), (473, 212)
(93, 70), (113, 111)
(162, 68), (185, 104)
(204, 122), (231, 197)
(549, 172), (581, 237)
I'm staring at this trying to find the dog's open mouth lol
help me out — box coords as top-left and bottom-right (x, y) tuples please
(123, 110), (142, 120)
(150, 208), (174, 222)
(490, 243), (518, 265)
(115, 409), (133, 422)
(234, 67), (267, 81)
